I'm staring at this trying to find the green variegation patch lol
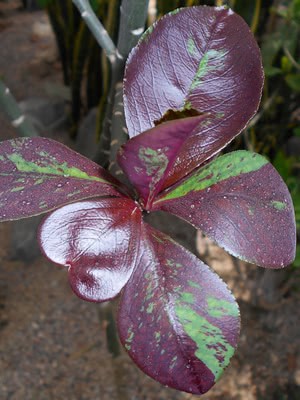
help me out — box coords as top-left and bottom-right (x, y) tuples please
(271, 200), (287, 210)
(187, 38), (197, 55)
(0, 137), (123, 221)
(175, 305), (235, 380)
(138, 147), (169, 178)
(157, 151), (268, 202)
(7, 153), (107, 183)
(189, 49), (227, 91)
(206, 296), (239, 318)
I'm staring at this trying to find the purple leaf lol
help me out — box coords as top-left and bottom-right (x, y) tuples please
(124, 6), (264, 186)
(38, 198), (142, 302)
(0, 138), (126, 221)
(117, 115), (208, 209)
(154, 151), (296, 268)
(118, 223), (240, 395)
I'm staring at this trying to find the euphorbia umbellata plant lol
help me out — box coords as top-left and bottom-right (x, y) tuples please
(0, 6), (296, 395)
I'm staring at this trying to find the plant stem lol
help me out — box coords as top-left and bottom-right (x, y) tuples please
(106, 0), (150, 163)
(0, 80), (38, 137)
(72, 0), (117, 64)
(98, 300), (132, 400)
(47, 1), (70, 85)
(108, 81), (127, 177)
(251, 0), (261, 34)
(71, 20), (92, 136)
(98, 301), (121, 358)
(95, 0), (120, 142)
(247, 91), (277, 129)
(284, 46), (300, 71)
(96, 0), (149, 167)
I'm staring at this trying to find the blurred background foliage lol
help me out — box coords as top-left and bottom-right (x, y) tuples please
(34, 0), (300, 266)
(36, 0), (122, 139)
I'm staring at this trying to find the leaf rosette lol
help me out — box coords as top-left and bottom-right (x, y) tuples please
(0, 6), (296, 396)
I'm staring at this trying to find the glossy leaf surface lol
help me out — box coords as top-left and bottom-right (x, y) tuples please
(154, 151), (296, 267)
(118, 224), (240, 394)
(39, 198), (142, 302)
(124, 6), (264, 186)
(0, 138), (125, 221)
(117, 115), (208, 208)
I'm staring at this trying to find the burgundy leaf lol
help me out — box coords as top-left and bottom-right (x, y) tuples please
(117, 115), (208, 209)
(154, 151), (296, 267)
(38, 198), (142, 302)
(0, 137), (126, 221)
(124, 6), (264, 186)
(118, 223), (240, 395)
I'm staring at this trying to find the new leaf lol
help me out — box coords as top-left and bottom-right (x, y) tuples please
(118, 115), (208, 209)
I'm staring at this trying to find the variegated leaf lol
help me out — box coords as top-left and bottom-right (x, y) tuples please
(118, 224), (240, 394)
(124, 6), (264, 187)
(154, 151), (296, 267)
(117, 116), (208, 208)
(0, 138), (126, 221)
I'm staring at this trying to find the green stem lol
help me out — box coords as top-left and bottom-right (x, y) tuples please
(98, 302), (120, 358)
(47, 1), (70, 85)
(71, 21), (92, 136)
(86, 38), (102, 109)
(0, 80), (38, 137)
(247, 91), (277, 129)
(72, 0), (117, 64)
(284, 46), (300, 71)
(251, 0), (261, 34)
(95, 0), (119, 142)
(66, 0), (76, 77)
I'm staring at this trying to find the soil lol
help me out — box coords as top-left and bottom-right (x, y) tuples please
(0, 3), (300, 400)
